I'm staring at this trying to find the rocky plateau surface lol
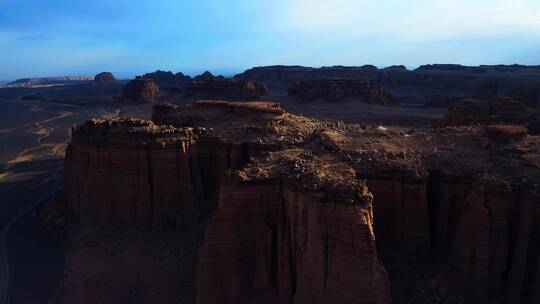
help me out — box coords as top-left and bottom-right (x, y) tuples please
(62, 101), (540, 304)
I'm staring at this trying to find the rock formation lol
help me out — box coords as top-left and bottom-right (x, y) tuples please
(64, 101), (540, 304)
(184, 79), (269, 100)
(440, 96), (538, 132)
(193, 71), (224, 81)
(142, 70), (192, 89)
(288, 79), (398, 106)
(121, 77), (160, 103)
(235, 65), (540, 104)
(92, 72), (117, 85)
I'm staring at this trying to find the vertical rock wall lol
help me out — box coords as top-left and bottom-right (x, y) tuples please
(197, 179), (391, 304)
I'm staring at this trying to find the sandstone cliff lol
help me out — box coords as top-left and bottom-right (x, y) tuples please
(63, 101), (540, 304)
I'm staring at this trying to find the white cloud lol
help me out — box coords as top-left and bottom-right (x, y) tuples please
(274, 0), (540, 41)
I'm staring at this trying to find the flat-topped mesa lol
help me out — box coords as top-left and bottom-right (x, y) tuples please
(184, 78), (269, 100)
(122, 77), (160, 103)
(153, 100), (283, 123)
(152, 101), (333, 146)
(64, 101), (540, 304)
(288, 78), (398, 106)
(69, 117), (207, 146)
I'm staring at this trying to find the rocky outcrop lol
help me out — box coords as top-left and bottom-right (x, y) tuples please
(92, 72), (117, 85)
(64, 101), (540, 304)
(288, 79), (398, 106)
(184, 79), (269, 100)
(121, 77), (160, 103)
(142, 70), (192, 89)
(441, 97), (534, 128)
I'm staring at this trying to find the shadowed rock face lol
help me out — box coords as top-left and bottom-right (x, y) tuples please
(184, 78), (269, 100)
(288, 78), (398, 106)
(92, 72), (117, 85)
(142, 70), (192, 89)
(121, 77), (160, 103)
(64, 101), (540, 304)
(440, 96), (540, 134)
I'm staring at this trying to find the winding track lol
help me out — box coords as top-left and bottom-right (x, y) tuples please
(0, 108), (72, 303)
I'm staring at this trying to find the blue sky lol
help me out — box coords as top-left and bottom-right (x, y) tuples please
(1, 0), (539, 80)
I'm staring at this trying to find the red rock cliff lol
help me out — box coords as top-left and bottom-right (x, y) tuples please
(63, 101), (540, 304)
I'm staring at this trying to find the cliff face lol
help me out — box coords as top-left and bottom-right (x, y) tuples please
(288, 79), (398, 106)
(184, 78), (269, 100)
(64, 101), (540, 304)
(121, 77), (160, 103)
(198, 179), (390, 304)
(65, 118), (259, 228)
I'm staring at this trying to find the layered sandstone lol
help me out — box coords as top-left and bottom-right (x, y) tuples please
(198, 152), (390, 304)
(184, 78), (269, 100)
(121, 77), (160, 103)
(288, 79), (398, 106)
(64, 101), (540, 304)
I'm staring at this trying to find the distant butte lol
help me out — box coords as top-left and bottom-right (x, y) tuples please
(92, 72), (117, 85)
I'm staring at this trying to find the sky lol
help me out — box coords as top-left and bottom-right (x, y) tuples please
(0, 0), (539, 80)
